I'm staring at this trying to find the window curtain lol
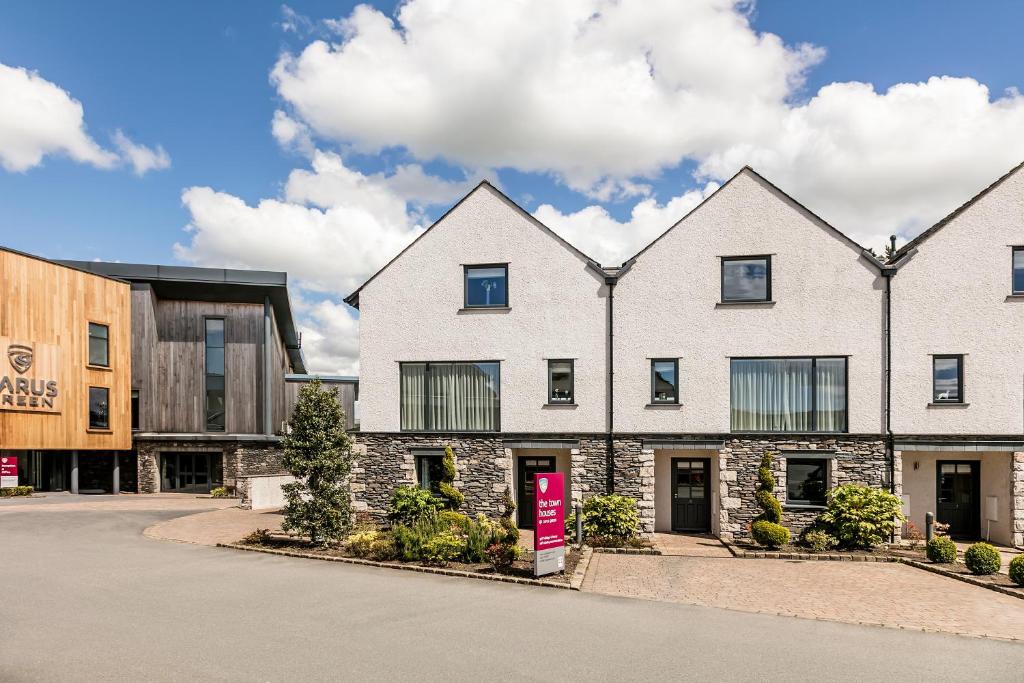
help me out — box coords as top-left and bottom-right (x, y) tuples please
(730, 359), (813, 431)
(814, 359), (847, 432)
(401, 362), (500, 431)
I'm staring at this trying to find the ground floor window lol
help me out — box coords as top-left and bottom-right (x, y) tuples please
(786, 458), (828, 507)
(414, 452), (444, 494)
(161, 451), (223, 493)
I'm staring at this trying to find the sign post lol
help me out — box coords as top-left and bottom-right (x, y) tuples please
(0, 455), (18, 488)
(533, 471), (565, 576)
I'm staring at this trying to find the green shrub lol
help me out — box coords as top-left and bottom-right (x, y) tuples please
(209, 486), (229, 498)
(421, 531), (465, 565)
(925, 536), (957, 564)
(964, 542), (1001, 575)
(242, 528), (272, 545)
(346, 530), (381, 558)
(755, 455), (782, 524)
(485, 486), (521, 571)
(816, 484), (905, 549)
(436, 510), (472, 533)
(368, 535), (397, 561)
(579, 494), (639, 542)
(485, 541), (522, 569)
(751, 520), (790, 549)
(1008, 555), (1024, 586)
(390, 518), (439, 562)
(438, 446), (465, 511)
(387, 485), (442, 527)
(801, 528), (838, 553)
(464, 514), (501, 563)
(0, 485), (34, 497)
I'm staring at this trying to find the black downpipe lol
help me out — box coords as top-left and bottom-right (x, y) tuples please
(884, 269), (895, 493)
(606, 276), (616, 494)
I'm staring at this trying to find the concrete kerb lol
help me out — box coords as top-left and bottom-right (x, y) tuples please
(218, 542), (578, 590)
(591, 546), (662, 556)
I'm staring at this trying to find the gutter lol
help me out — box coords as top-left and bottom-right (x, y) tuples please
(605, 273), (617, 494)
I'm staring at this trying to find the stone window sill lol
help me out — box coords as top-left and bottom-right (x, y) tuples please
(715, 300), (776, 308)
(645, 403), (682, 409)
(926, 402), (970, 408)
(457, 306), (511, 314)
(784, 504), (826, 511)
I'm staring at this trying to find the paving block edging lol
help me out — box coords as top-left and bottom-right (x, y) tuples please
(218, 542), (577, 590)
(591, 546), (662, 556)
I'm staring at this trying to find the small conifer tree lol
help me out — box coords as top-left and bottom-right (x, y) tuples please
(438, 445), (465, 510)
(280, 378), (353, 547)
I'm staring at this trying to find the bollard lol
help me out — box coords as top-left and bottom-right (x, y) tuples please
(925, 512), (934, 542)
(575, 503), (583, 545)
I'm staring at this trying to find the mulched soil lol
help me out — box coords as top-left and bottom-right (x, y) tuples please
(244, 535), (580, 584)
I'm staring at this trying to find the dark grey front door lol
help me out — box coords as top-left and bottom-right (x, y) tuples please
(671, 458), (710, 532)
(517, 456), (555, 529)
(937, 461), (980, 538)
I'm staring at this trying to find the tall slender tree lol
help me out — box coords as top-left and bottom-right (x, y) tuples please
(280, 378), (353, 547)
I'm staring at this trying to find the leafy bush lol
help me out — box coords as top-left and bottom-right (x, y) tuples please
(485, 541), (522, 569)
(280, 378), (354, 547)
(751, 520), (790, 549)
(0, 485), (34, 497)
(801, 529), (837, 553)
(346, 530), (382, 558)
(964, 542), (1001, 575)
(368, 535), (397, 561)
(438, 446), (465, 511)
(465, 514), (501, 563)
(816, 484), (905, 549)
(925, 536), (957, 564)
(387, 485), (442, 527)
(421, 531), (465, 565)
(242, 528), (272, 545)
(578, 494), (639, 542)
(209, 486), (229, 498)
(390, 518), (440, 562)
(485, 486), (521, 570)
(1009, 555), (1024, 586)
(436, 510), (472, 533)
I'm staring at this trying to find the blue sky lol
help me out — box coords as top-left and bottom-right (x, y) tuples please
(2, 1), (1024, 373)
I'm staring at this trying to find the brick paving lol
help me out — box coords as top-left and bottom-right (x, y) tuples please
(145, 506), (284, 546)
(653, 532), (733, 557)
(582, 554), (1024, 641)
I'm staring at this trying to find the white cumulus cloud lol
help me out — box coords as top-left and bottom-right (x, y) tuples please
(112, 130), (171, 176)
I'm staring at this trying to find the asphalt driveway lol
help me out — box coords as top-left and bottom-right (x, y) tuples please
(2, 498), (1023, 681)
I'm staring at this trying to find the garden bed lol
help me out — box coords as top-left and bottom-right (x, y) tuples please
(229, 533), (582, 587)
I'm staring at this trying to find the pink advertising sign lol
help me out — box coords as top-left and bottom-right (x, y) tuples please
(0, 455), (17, 488)
(533, 471), (565, 576)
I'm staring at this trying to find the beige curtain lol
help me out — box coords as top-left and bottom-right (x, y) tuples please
(401, 362), (499, 431)
(730, 359), (813, 431)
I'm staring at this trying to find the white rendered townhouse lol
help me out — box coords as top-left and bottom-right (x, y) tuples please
(610, 167), (889, 538)
(890, 161), (1024, 548)
(345, 181), (611, 527)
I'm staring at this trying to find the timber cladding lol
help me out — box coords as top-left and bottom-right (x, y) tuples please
(0, 248), (132, 450)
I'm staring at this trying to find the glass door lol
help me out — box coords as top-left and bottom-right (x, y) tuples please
(161, 452), (223, 493)
(672, 458), (711, 532)
(517, 456), (556, 529)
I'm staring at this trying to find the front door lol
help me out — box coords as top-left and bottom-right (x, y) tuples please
(936, 461), (980, 538)
(517, 456), (555, 529)
(671, 458), (711, 532)
(161, 452), (224, 493)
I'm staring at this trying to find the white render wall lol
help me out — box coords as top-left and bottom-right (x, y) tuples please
(357, 184), (608, 433)
(890, 167), (1024, 435)
(613, 170), (886, 434)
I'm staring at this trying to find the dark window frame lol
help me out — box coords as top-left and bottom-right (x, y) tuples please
(204, 316), (227, 432)
(463, 263), (509, 308)
(547, 359), (575, 404)
(785, 457), (830, 508)
(414, 451), (445, 495)
(729, 355), (849, 433)
(650, 358), (679, 404)
(88, 386), (110, 430)
(87, 321), (110, 368)
(1013, 247), (1024, 295)
(399, 361), (502, 432)
(131, 389), (140, 431)
(720, 255), (772, 303)
(932, 354), (964, 404)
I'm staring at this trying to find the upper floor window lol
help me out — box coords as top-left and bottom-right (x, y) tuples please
(651, 359), (678, 404)
(400, 361), (500, 431)
(1013, 247), (1024, 294)
(205, 318), (226, 432)
(721, 256), (771, 302)
(464, 264), (508, 308)
(88, 386), (109, 429)
(88, 322), (109, 367)
(415, 452), (445, 494)
(548, 360), (574, 403)
(932, 354), (963, 403)
(730, 357), (847, 433)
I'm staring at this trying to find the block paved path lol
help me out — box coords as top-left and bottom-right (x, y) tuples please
(582, 553), (1024, 641)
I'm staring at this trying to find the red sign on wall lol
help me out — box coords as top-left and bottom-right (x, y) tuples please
(0, 455), (18, 488)
(533, 471), (565, 576)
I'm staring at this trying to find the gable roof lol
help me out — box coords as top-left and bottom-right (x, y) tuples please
(617, 166), (882, 276)
(343, 180), (604, 308)
(889, 159), (1024, 263)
